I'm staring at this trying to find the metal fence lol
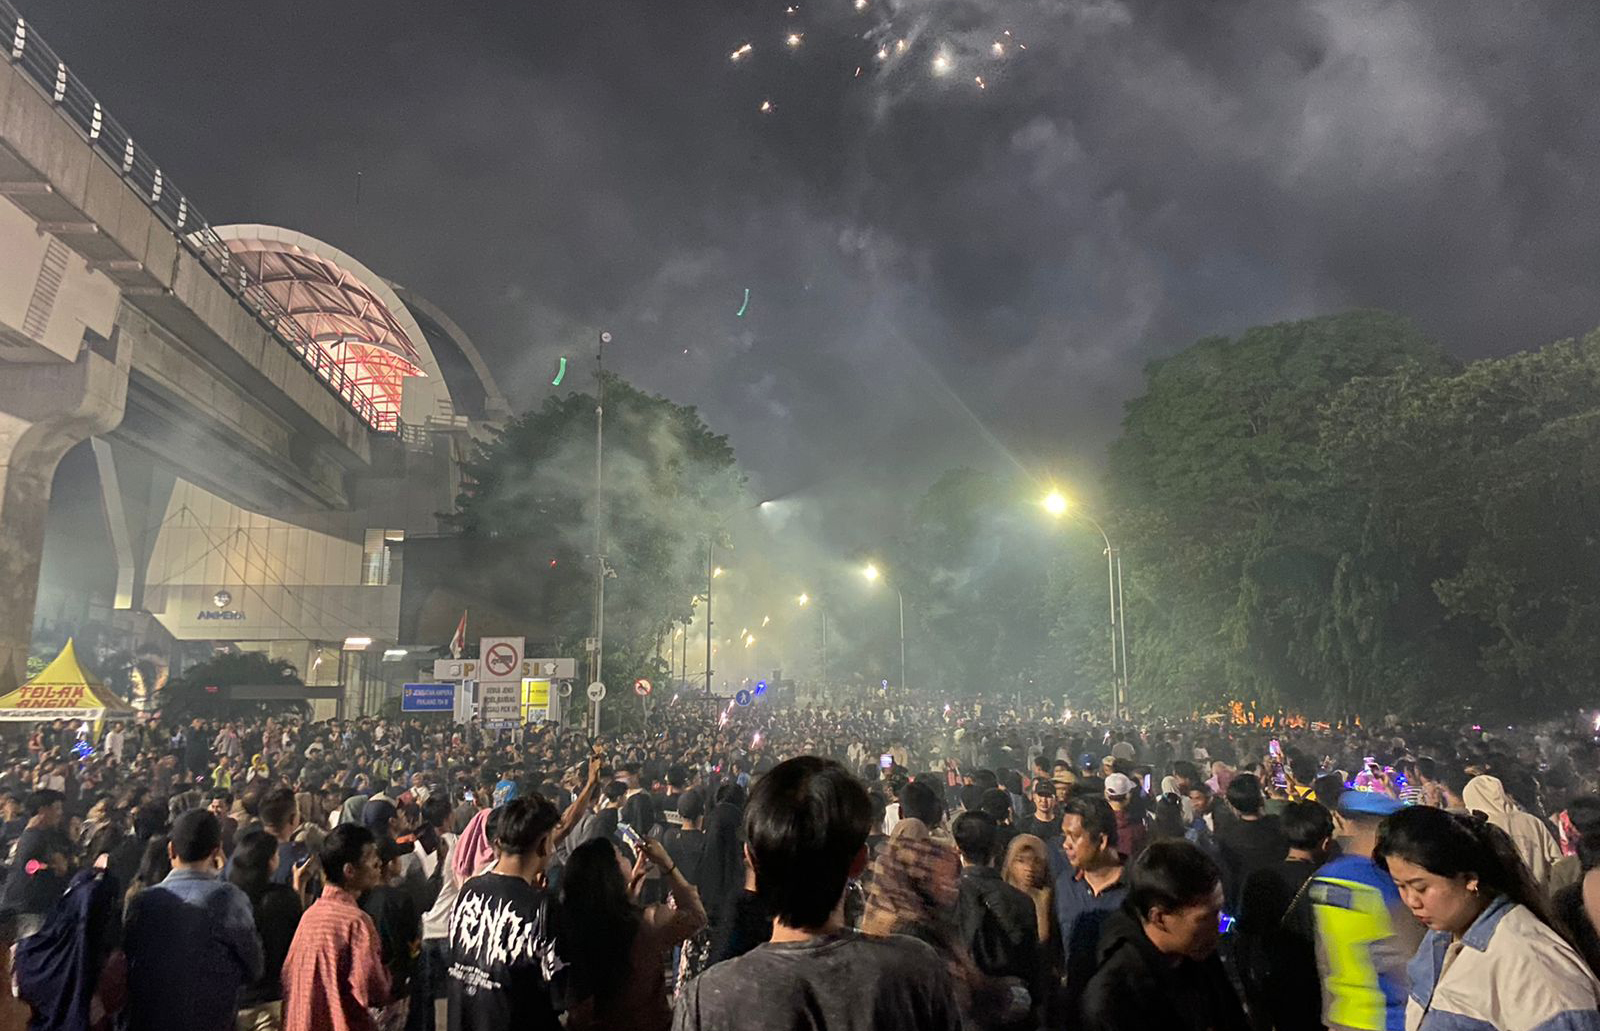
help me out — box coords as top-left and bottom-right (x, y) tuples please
(2, 1), (395, 433)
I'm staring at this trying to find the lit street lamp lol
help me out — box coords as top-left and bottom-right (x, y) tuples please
(861, 562), (907, 694)
(1043, 489), (1129, 718)
(798, 591), (829, 690)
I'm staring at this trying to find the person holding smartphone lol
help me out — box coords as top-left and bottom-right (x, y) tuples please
(560, 834), (705, 1031)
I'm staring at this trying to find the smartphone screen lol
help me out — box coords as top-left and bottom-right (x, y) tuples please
(618, 822), (644, 850)
(879, 754), (894, 770)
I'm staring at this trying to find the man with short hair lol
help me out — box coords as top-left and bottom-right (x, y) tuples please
(1237, 799), (1335, 1031)
(1213, 773), (1287, 909)
(898, 779), (945, 831)
(675, 756), (960, 1031)
(123, 809), (264, 1031)
(0, 789), (70, 935)
(1438, 766), (1472, 815)
(282, 823), (392, 1031)
(447, 795), (568, 1031)
(1080, 840), (1247, 1031)
(207, 787), (239, 857)
(1184, 782), (1219, 857)
(953, 811), (1040, 1031)
(979, 787), (1019, 857)
(260, 786), (309, 884)
(1055, 795), (1128, 1024)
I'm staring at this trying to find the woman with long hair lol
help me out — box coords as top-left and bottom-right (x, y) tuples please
(558, 835), (705, 1031)
(1375, 806), (1600, 1030)
(696, 800), (745, 932)
(228, 830), (303, 1029)
(121, 836), (170, 916)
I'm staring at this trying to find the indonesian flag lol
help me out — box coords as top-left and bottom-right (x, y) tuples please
(450, 611), (467, 660)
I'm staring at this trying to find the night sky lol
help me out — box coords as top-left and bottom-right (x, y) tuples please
(25, 0), (1600, 541)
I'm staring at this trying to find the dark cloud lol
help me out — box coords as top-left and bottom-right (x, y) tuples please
(25, 0), (1600, 535)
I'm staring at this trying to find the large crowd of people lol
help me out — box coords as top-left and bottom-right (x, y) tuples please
(0, 695), (1595, 1030)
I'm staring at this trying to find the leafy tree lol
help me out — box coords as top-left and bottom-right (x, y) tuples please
(451, 374), (744, 694)
(888, 468), (1057, 699)
(161, 651), (306, 720)
(1322, 332), (1600, 715)
(1105, 311), (1454, 713)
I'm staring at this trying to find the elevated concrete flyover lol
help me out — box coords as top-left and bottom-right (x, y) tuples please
(0, 2), (404, 684)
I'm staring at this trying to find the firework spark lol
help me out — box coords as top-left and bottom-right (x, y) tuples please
(730, 42), (753, 62)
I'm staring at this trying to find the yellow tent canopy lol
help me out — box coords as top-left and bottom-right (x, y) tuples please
(0, 639), (135, 722)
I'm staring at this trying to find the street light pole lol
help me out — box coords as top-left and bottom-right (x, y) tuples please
(821, 610), (829, 692)
(591, 330), (611, 734)
(897, 587), (906, 695)
(862, 563), (909, 695)
(1114, 547), (1128, 713)
(1043, 492), (1130, 720)
(704, 538), (714, 698)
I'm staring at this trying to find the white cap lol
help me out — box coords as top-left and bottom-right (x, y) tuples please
(1104, 772), (1136, 798)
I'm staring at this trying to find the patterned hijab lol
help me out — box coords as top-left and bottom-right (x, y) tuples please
(860, 818), (960, 938)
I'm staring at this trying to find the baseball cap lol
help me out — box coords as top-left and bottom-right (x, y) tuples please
(1104, 773), (1136, 798)
(361, 798), (398, 832)
(1337, 791), (1404, 818)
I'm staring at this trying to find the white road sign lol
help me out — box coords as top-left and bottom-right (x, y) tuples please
(479, 636), (525, 681)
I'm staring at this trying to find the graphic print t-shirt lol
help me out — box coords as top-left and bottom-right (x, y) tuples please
(447, 872), (565, 1031)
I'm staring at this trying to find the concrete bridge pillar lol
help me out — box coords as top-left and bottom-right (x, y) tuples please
(0, 346), (128, 688)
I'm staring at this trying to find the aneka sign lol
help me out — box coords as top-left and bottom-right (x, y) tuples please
(197, 610), (246, 621)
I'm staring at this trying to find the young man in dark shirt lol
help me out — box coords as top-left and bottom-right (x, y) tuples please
(1080, 840), (1248, 1031)
(1020, 779), (1062, 842)
(0, 790), (69, 935)
(447, 795), (567, 1031)
(1236, 799), (1333, 1031)
(1213, 774), (1287, 909)
(954, 811), (1041, 1031)
(675, 756), (961, 1031)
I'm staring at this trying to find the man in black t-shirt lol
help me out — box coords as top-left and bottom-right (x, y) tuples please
(1020, 779), (1063, 842)
(0, 790), (69, 935)
(447, 795), (567, 1031)
(662, 787), (707, 888)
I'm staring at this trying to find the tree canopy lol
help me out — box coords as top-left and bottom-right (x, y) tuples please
(1101, 311), (1600, 718)
(161, 651), (306, 720)
(451, 374), (745, 698)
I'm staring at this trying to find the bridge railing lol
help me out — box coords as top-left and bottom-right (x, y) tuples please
(2, 2), (395, 434)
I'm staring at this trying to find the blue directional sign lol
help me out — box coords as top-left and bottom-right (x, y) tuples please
(402, 683), (455, 712)
(735, 689), (753, 707)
